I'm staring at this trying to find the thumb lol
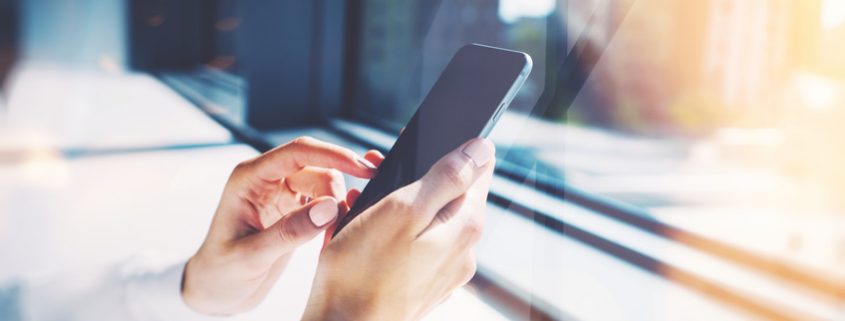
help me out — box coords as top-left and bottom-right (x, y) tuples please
(416, 138), (495, 215)
(236, 197), (339, 266)
(322, 189), (360, 250)
(396, 138), (495, 235)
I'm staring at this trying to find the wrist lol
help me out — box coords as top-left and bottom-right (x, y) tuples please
(180, 256), (204, 312)
(181, 255), (219, 316)
(301, 304), (384, 321)
(124, 258), (227, 321)
(302, 290), (390, 321)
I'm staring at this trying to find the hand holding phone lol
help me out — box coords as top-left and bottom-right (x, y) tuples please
(333, 44), (532, 235)
(306, 137), (497, 321)
(305, 44), (531, 320)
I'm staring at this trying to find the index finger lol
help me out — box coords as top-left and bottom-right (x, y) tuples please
(248, 136), (377, 181)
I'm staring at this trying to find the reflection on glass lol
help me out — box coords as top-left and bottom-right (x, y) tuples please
(203, 0), (241, 72)
(353, 0), (845, 315)
(353, 0), (550, 126)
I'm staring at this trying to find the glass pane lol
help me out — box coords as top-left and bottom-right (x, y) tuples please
(352, 0), (845, 319)
(351, 0), (549, 129)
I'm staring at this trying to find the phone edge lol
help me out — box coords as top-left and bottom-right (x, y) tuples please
(480, 53), (533, 137)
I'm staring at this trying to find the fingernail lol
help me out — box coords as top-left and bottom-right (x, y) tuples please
(309, 198), (339, 227)
(357, 157), (378, 170)
(462, 138), (494, 167)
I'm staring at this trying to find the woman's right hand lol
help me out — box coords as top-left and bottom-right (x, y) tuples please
(302, 138), (496, 321)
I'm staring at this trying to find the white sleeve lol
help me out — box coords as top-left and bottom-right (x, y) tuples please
(13, 255), (228, 321)
(124, 260), (227, 321)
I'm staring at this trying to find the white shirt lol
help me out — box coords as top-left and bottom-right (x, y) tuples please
(2, 256), (224, 321)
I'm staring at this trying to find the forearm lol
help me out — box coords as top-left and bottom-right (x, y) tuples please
(301, 288), (409, 321)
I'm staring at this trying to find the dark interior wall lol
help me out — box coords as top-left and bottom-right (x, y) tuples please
(237, 1), (318, 129)
(0, 0), (18, 90)
(128, 0), (203, 71)
(127, 0), (349, 130)
(126, 1), (352, 130)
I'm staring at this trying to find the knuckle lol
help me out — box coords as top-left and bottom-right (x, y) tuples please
(318, 169), (346, 196)
(316, 170), (333, 181)
(384, 192), (429, 235)
(325, 168), (344, 182)
(438, 156), (471, 189)
(233, 160), (253, 173)
(459, 257), (478, 285)
(275, 224), (300, 245)
(462, 218), (484, 245)
(291, 136), (316, 147)
(230, 160), (255, 182)
(408, 200), (429, 217)
(387, 193), (417, 214)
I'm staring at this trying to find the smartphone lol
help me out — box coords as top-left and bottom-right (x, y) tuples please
(333, 44), (532, 236)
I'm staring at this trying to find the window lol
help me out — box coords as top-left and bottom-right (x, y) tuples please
(346, 0), (550, 130)
(340, 0), (845, 320)
(142, 0), (845, 319)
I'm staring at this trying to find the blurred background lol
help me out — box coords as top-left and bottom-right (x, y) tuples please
(1, 0), (844, 320)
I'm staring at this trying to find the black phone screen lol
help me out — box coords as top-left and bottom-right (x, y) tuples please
(333, 44), (531, 236)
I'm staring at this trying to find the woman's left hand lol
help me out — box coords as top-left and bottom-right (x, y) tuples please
(182, 136), (383, 316)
